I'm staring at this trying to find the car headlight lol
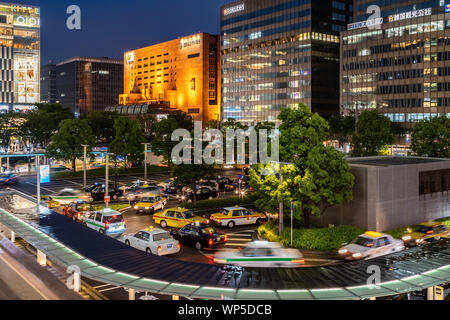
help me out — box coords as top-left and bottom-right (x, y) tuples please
(402, 236), (412, 241)
(352, 253), (363, 259)
(145, 207), (150, 210)
(338, 249), (348, 255)
(134, 206), (139, 209)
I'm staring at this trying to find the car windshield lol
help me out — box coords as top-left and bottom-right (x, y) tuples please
(200, 227), (216, 236)
(352, 237), (375, 247)
(103, 215), (124, 224)
(183, 211), (195, 219)
(142, 197), (155, 203)
(153, 232), (171, 242)
(413, 225), (433, 233)
(220, 209), (230, 215)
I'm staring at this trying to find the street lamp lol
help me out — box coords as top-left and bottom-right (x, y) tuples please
(271, 161), (295, 236)
(81, 145), (89, 191)
(142, 143), (151, 182)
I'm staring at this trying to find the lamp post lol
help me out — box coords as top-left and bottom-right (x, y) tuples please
(36, 155), (40, 212)
(142, 143), (150, 182)
(81, 145), (89, 191)
(271, 161), (295, 236)
(105, 153), (109, 208)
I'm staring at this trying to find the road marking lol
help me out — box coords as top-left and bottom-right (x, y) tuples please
(26, 182), (55, 193)
(63, 180), (83, 187)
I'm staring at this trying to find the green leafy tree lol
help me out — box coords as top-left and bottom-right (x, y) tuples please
(351, 110), (394, 157)
(0, 113), (21, 153)
(84, 111), (120, 145)
(328, 114), (355, 148)
(109, 117), (145, 168)
(250, 104), (354, 229)
(136, 113), (157, 142)
(410, 115), (449, 158)
(46, 119), (95, 172)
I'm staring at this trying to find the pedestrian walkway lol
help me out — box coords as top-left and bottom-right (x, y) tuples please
(223, 230), (256, 249)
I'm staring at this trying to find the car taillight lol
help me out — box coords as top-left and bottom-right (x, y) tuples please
(292, 259), (305, 264)
(105, 222), (110, 229)
(426, 230), (433, 235)
(224, 235), (228, 242)
(177, 243), (181, 249)
(157, 246), (162, 252)
(208, 239), (214, 246)
(217, 219), (221, 224)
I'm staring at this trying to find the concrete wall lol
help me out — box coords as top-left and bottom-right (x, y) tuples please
(319, 159), (450, 232)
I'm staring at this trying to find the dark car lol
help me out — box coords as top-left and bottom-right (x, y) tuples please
(216, 177), (233, 191)
(178, 187), (218, 203)
(84, 182), (115, 193)
(0, 173), (18, 186)
(62, 201), (95, 221)
(91, 186), (124, 202)
(171, 223), (227, 250)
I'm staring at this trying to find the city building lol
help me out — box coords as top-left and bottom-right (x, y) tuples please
(320, 156), (450, 231)
(54, 57), (123, 115)
(40, 63), (56, 104)
(120, 32), (220, 123)
(0, 2), (40, 114)
(341, 1), (450, 128)
(220, 0), (354, 125)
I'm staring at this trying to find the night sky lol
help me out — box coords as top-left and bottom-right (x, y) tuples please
(16, 0), (232, 64)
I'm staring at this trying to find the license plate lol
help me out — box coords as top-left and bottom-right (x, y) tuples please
(167, 244), (173, 249)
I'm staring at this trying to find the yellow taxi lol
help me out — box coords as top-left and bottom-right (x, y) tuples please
(40, 196), (60, 209)
(153, 208), (207, 229)
(402, 221), (450, 247)
(210, 206), (267, 229)
(133, 194), (167, 214)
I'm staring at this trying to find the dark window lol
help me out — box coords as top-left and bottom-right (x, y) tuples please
(419, 169), (450, 195)
(188, 53), (200, 59)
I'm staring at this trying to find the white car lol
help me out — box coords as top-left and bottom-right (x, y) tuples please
(124, 184), (161, 202)
(82, 209), (126, 237)
(214, 241), (305, 268)
(124, 227), (181, 256)
(338, 232), (405, 261)
(158, 179), (174, 192)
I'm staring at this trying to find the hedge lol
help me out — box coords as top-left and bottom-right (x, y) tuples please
(258, 220), (364, 252)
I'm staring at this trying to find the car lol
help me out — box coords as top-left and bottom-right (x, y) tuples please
(90, 185), (124, 202)
(171, 223), (227, 250)
(214, 241), (305, 268)
(153, 208), (207, 229)
(124, 227), (181, 255)
(158, 179), (181, 195)
(62, 200), (95, 221)
(210, 206), (267, 229)
(46, 189), (92, 205)
(50, 165), (71, 172)
(215, 177), (233, 191)
(133, 194), (167, 214)
(177, 186), (218, 203)
(0, 173), (18, 186)
(82, 208), (126, 236)
(84, 182), (114, 193)
(338, 231), (405, 261)
(124, 184), (161, 202)
(42, 197), (61, 209)
(401, 222), (450, 247)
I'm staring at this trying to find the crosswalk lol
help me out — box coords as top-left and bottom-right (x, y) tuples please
(223, 230), (256, 249)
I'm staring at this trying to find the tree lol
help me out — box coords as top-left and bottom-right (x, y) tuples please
(136, 113), (157, 142)
(19, 103), (73, 149)
(328, 114), (355, 148)
(109, 117), (145, 168)
(410, 115), (449, 158)
(351, 110), (394, 157)
(84, 111), (120, 145)
(0, 113), (21, 153)
(249, 104), (354, 229)
(46, 119), (95, 172)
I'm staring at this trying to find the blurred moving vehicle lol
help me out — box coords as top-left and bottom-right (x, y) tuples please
(0, 173), (18, 186)
(62, 200), (95, 221)
(171, 223), (227, 250)
(210, 206), (267, 229)
(124, 227), (180, 255)
(402, 222), (450, 247)
(133, 194), (167, 214)
(338, 232), (404, 261)
(153, 208), (206, 229)
(84, 182), (114, 193)
(50, 164), (71, 172)
(90, 185), (124, 202)
(42, 196), (61, 209)
(46, 189), (92, 205)
(82, 208), (126, 236)
(124, 184), (161, 202)
(177, 186), (218, 203)
(214, 241), (304, 268)
(158, 179), (182, 195)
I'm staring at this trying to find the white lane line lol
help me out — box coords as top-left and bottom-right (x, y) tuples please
(63, 180), (83, 187)
(26, 182), (55, 193)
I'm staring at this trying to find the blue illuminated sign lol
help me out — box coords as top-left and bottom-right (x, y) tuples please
(40, 165), (50, 183)
(446, 4), (450, 12)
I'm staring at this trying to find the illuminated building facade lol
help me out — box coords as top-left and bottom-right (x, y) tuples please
(220, 0), (353, 125)
(54, 57), (123, 115)
(0, 2), (40, 114)
(341, 1), (450, 127)
(120, 33), (221, 123)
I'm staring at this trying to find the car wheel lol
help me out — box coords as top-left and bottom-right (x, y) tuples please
(228, 221), (235, 229)
(160, 220), (167, 228)
(99, 229), (105, 234)
(256, 219), (262, 226)
(208, 196), (213, 200)
(146, 248), (152, 254)
(125, 240), (130, 246)
(195, 242), (202, 250)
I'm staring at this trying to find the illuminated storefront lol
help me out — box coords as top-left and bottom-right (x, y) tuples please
(120, 33), (220, 123)
(0, 2), (40, 113)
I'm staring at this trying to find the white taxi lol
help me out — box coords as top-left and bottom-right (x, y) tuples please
(82, 209), (126, 237)
(214, 241), (305, 268)
(210, 206), (267, 229)
(338, 231), (405, 261)
(124, 227), (181, 256)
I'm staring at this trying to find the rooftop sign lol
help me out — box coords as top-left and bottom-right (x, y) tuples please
(223, 3), (245, 16)
(388, 8), (432, 22)
(348, 18), (383, 30)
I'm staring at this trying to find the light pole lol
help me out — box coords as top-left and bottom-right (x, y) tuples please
(142, 143), (150, 182)
(36, 155), (40, 212)
(271, 161), (294, 236)
(105, 153), (109, 208)
(290, 201), (294, 246)
(81, 145), (89, 191)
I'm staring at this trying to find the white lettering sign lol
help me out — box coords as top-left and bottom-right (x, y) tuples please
(348, 18), (383, 30)
(389, 8), (432, 22)
(224, 3), (245, 16)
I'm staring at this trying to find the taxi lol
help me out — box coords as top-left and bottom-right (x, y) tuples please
(62, 200), (95, 221)
(42, 196), (60, 209)
(338, 231), (404, 261)
(133, 194), (167, 214)
(124, 226), (180, 256)
(401, 222), (450, 247)
(153, 208), (207, 229)
(210, 206), (267, 229)
(214, 241), (304, 268)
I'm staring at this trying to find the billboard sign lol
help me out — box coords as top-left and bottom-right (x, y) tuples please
(40, 165), (50, 184)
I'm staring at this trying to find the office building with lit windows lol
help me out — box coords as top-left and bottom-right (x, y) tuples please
(0, 2), (40, 114)
(120, 33), (220, 123)
(341, 1), (450, 128)
(54, 57), (123, 115)
(220, 0), (353, 125)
